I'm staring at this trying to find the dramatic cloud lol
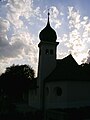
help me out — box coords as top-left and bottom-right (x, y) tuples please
(66, 6), (90, 64)
(49, 6), (62, 29)
(86, 50), (90, 63)
(0, 0), (39, 75)
(56, 6), (90, 64)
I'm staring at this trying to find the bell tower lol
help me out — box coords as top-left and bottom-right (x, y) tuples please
(38, 11), (59, 82)
(37, 11), (59, 110)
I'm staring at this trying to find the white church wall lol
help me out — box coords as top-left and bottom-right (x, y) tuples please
(45, 81), (90, 109)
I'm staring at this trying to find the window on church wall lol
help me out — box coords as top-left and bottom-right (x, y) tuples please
(45, 49), (54, 55)
(45, 49), (49, 54)
(50, 49), (53, 55)
(53, 87), (62, 96)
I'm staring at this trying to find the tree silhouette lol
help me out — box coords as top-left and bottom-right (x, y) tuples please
(0, 64), (35, 103)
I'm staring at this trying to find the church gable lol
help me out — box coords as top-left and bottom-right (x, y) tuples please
(45, 54), (88, 82)
(57, 54), (78, 70)
(60, 54), (78, 66)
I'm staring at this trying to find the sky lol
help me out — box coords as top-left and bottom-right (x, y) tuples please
(0, 0), (90, 76)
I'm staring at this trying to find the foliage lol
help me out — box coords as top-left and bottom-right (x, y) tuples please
(0, 64), (36, 103)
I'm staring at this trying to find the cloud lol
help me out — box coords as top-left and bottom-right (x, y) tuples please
(68, 7), (81, 29)
(0, 17), (10, 32)
(50, 6), (62, 29)
(66, 6), (90, 64)
(86, 50), (90, 63)
(6, 0), (33, 28)
(56, 6), (90, 64)
(0, 30), (38, 75)
(0, 0), (39, 75)
(0, 17), (10, 56)
(50, 6), (59, 18)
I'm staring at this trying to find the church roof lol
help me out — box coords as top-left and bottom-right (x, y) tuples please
(45, 54), (89, 82)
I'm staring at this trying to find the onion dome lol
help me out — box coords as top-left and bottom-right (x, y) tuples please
(39, 11), (57, 42)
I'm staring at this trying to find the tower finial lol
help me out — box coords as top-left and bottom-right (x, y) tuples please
(47, 9), (50, 25)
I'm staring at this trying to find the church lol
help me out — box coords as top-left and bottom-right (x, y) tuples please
(28, 12), (90, 120)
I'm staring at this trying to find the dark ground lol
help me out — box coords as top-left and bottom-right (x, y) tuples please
(0, 106), (90, 120)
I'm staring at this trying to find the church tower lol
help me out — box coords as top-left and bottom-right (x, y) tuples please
(38, 12), (59, 82)
(37, 11), (59, 110)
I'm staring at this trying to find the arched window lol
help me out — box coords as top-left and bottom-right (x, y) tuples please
(53, 87), (62, 96)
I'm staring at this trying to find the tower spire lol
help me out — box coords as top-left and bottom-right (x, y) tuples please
(47, 9), (50, 25)
(39, 8), (57, 42)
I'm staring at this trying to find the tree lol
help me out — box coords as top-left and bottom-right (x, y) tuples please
(0, 64), (36, 103)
